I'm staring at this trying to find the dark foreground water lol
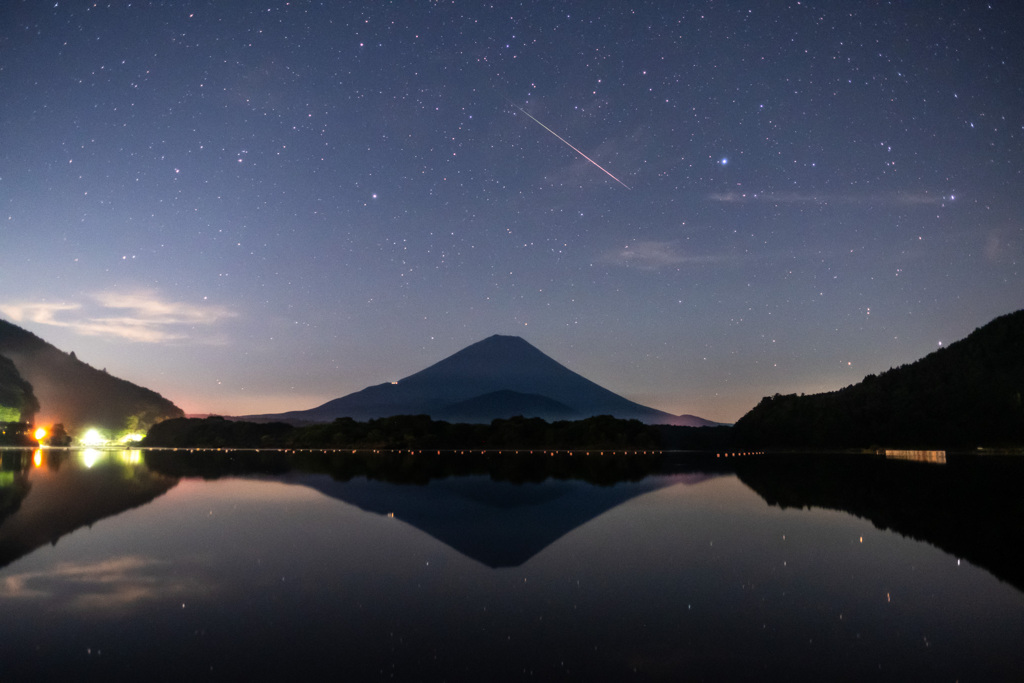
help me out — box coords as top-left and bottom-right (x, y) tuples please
(1, 448), (1021, 681)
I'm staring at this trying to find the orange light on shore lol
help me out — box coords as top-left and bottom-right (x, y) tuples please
(34, 427), (47, 442)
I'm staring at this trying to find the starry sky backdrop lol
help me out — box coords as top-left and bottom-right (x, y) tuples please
(2, 1), (1022, 423)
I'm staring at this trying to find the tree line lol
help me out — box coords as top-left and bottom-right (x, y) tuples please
(142, 413), (734, 451)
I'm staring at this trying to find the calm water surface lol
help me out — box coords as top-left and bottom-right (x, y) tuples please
(0, 448), (1021, 681)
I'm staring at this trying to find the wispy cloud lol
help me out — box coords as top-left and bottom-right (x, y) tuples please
(602, 240), (732, 271)
(0, 555), (210, 612)
(709, 190), (950, 205)
(0, 291), (236, 343)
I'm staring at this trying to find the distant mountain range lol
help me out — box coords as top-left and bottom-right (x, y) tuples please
(0, 319), (183, 434)
(245, 334), (718, 427)
(733, 309), (1024, 449)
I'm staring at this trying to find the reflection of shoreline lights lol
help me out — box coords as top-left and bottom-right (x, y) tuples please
(883, 449), (947, 464)
(33, 449), (43, 468)
(82, 449), (101, 468)
(76, 449), (143, 468)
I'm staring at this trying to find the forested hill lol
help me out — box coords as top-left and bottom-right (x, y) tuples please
(733, 310), (1024, 449)
(0, 319), (183, 434)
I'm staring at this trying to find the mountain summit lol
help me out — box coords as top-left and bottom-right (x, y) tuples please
(249, 334), (715, 426)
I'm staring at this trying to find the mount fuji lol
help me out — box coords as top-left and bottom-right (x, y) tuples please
(246, 335), (717, 427)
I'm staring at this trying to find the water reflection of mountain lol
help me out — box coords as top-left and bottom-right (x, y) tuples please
(292, 474), (713, 568)
(11, 449), (1018, 587)
(0, 450), (179, 570)
(734, 453), (1024, 593)
(143, 448), (720, 568)
(0, 453), (32, 521)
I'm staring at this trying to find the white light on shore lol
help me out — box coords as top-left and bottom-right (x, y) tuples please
(81, 429), (106, 446)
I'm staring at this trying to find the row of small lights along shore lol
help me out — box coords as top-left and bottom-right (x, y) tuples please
(159, 448), (666, 456)
(716, 451), (766, 457)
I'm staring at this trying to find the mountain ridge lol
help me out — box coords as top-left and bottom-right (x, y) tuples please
(0, 319), (184, 434)
(733, 309), (1024, 448)
(246, 334), (718, 426)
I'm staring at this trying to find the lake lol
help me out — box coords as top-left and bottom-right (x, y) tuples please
(1, 448), (1022, 681)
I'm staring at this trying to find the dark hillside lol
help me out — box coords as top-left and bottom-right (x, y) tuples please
(0, 320), (183, 434)
(734, 310), (1024, 449)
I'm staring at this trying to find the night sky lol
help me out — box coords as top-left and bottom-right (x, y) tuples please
(2, 1), (1022, 423)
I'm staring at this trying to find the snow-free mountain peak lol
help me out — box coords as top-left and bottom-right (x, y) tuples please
(248, 334), (717, 427)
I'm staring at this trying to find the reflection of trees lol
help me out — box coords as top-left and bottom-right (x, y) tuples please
(143, 450), (729, 569)
(0, 452), (33, 527)
(143, 448), (675, 487)
(0, 451), (179, 571)
(734, 453), (1024, 593)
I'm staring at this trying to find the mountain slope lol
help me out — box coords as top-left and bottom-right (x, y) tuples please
(438, 390), (579, 423)
(0, 319), (184, 434)
(251, 334), (716, 426)
(733, 309), (1024, 448)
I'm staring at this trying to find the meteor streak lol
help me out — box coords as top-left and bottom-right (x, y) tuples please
(506, 101), (631, 190)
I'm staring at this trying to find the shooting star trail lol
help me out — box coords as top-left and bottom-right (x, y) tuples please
(506, 101), (631, 190)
